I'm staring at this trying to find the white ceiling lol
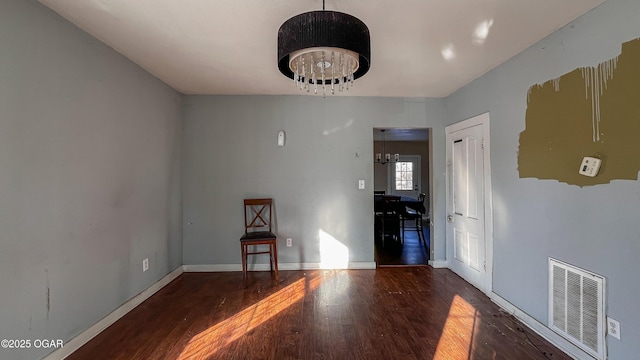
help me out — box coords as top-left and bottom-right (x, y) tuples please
(39, 0), (605, 98)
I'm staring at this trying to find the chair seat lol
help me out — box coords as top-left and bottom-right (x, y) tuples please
(399, 193), (427, 248)
(401, 207), (425, 247)
(241, 231), (277, 241)
(403, 208), (421, 219)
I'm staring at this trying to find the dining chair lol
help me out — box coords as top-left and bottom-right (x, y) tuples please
(401, 193), (426, 246)
(377, 195), (402, 247)
(240, 198), (279, 281)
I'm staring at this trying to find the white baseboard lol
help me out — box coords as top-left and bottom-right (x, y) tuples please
(277, 262), (377, 270)
(184, 262), (377, 272)
(346, 262), (377, 270)
(44, 266), (184, 360)
(183, 264), (241, 272)
(428, 259), (448, 268)
(490, 292), (594, 360)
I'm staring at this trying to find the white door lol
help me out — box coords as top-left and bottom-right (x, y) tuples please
(445, 113), (492, 294)
(388, 155), (421, 198)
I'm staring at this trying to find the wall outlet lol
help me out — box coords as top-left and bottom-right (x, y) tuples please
(358, 179), (365, 190)
(607, 317), (621, 340)
(142, 258), (149, 272)
(286, 238), (292, 247)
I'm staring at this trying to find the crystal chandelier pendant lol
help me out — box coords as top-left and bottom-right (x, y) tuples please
(277, 8), (370, 96)
(290, 47), (358, 96)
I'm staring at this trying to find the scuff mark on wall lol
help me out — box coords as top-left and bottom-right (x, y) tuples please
(519, 37), (640, 186)
(45, 268), (50, 319)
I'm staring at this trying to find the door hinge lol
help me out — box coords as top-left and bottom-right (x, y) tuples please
(481, 139), (485, 149)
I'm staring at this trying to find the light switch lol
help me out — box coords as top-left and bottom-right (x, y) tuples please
(358, 180), (365, 189)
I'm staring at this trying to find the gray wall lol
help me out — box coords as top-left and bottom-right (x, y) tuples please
(444, 0), (639, 358)
(0, 1), (183, 359)
(182, 96), (447, 266)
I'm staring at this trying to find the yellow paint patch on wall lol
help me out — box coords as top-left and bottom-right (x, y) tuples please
(519, 38), (640, 186)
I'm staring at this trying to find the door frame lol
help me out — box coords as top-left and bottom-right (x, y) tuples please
(445, 112), (494, 295)
(372, 127), (433, 264)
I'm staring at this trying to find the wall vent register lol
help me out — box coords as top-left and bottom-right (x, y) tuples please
(548, 258), (605, 360)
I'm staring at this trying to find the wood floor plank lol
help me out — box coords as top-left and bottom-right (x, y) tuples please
(67, 268), (571, 360)
(375, 223), (430, 266)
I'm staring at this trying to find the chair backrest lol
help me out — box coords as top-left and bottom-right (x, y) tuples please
(410, 193), (427, 215)
(381, 195), (402, 215)
(244, 198), (273, 234)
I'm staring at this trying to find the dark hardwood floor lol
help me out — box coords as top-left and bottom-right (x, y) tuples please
(68, 267), (571, 360)
(376, 221), (430, 266)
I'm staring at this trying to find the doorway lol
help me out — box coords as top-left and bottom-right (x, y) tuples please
(373, 127), (432, 266)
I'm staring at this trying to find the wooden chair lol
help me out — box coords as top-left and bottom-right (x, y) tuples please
(375, 195), (402, 247)
(401, 193), (426, 246)
(240, 198), (279, 281)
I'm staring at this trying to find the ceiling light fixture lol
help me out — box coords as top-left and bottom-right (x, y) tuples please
(277, 0), (370, 97)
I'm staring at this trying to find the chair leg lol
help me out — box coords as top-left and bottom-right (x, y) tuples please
(416, 218), (426, 246)
(272, 241), (279, 281)
(381, 218), (385, 247)
(269, 247), (273, 272)
(241, 244), (247, 280)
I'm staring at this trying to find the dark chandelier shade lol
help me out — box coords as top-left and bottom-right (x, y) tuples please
(277, 9), (370, 94)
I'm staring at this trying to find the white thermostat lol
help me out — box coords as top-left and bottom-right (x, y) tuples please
(579, 156), (602, 177)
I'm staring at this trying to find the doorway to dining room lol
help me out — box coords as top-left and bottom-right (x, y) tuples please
(373, 127), (432, 267)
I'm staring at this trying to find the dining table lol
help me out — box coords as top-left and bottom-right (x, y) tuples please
(374, 194), (425, 214)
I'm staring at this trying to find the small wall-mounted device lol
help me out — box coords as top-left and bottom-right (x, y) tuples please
(579, 156), (602, 177)
(277, 130), (286, 147)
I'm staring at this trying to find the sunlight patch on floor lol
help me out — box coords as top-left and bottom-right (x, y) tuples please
(178, 273), (323, 359)
(433, 294), (483, 360)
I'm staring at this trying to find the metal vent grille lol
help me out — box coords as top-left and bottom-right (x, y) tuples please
(549, 258), (605, 360)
